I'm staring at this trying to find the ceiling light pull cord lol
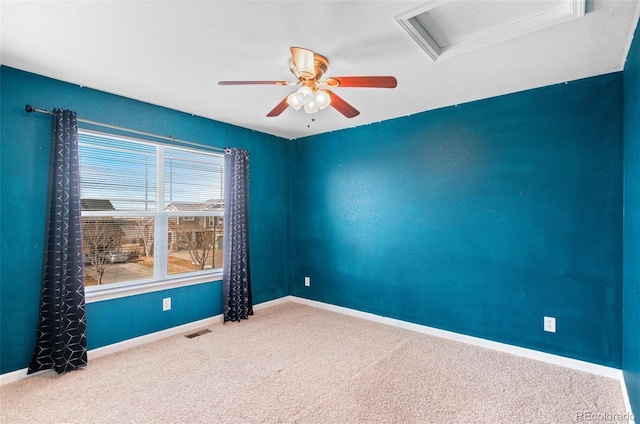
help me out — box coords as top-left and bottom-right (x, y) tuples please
(24, 104), (225, 153)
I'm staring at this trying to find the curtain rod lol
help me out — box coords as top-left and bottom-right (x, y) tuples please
(25, 104), (226, 153)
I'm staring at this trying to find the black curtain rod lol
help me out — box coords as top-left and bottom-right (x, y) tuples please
(25, 104), (226, 153)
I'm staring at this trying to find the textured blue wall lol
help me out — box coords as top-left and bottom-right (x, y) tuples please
(86, 283), (222, 349)
(623, 22), (640, 417)
(0, 66), (289, 374)
(0, 62), (632, 381)
(290, 73), (624, 367)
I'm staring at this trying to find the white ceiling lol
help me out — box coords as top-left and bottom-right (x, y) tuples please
(1, 1), (639, 140)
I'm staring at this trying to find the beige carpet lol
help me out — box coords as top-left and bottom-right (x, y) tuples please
(0, 302), (627, 423)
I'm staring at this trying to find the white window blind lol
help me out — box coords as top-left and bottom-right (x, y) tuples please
(164, 146), (224, 211)
(78, 130), (224, 289)
(79, 133), (157, 212)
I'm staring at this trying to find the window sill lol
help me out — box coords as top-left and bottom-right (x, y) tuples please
(85, 271), (223, 303)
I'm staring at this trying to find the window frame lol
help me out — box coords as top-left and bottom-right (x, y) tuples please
(79, 130), (224, 303)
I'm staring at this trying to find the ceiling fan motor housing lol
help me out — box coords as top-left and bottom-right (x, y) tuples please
(289, 46), (328, 81)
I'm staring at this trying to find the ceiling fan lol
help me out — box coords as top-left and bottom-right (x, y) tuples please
(218, 46), (397, 118)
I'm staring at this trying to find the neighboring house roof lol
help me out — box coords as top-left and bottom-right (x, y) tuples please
(164, 199), (223, 211)
(81, 199), (116, 211)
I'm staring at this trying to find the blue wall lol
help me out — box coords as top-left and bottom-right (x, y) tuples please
(86, 283), (221, 349)
(1, 51), (637, 413)
(0, 66), (290, 374)
(290, 73), (624, 367)
(623, 22), (640, 417)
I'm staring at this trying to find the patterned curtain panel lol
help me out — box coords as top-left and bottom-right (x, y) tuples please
(28, 109), (87, 374)
(222, 148), (253, 322)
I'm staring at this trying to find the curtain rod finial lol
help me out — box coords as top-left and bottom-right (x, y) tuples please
(25, 104), (34, 113)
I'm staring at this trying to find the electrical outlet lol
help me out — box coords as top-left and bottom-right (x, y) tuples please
(544, 316), (556, 333)
(304, 276), (310, 287)
(163, 297), (171, 311)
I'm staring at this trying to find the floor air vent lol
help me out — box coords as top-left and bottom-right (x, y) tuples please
(185, 329), (211, 339)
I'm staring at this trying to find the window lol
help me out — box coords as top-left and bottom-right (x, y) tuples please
(78, 131), (224, 291)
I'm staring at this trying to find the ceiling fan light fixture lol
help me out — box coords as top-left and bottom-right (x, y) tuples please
(296, 86), (314, 105)
(286, 92), (303, 110)
(314, 90), (331, 110)
(303, 101), (319, 114)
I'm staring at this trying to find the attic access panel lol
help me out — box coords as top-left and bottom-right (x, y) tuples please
(395, 0), (585, 61)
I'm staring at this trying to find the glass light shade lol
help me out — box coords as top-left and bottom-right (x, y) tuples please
(314, 90), (331, 110)
(303, 100), (319, 114)
(296, 86), (314, 105)
(286, 92), (302, 110)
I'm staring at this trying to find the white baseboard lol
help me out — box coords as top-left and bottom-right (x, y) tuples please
(288, 296), (635, 423)
(0, 314), (223, 386)
(288, 296), (619, 377)
(0, 368), (43, 386)
(621, 376), (637, 424)
(1, 294), (636, 422)
(0, 296), (290, 387)
(252, 295), (292, 311)
(87, 315), (223, 361)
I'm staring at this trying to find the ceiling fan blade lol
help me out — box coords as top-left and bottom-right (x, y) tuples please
(218, 80), (292, 86)
(290, 46), (315, 79)
(266, 96), (290, 117)
(327, 90), (360, 118)
(324, 76), (397, 88)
